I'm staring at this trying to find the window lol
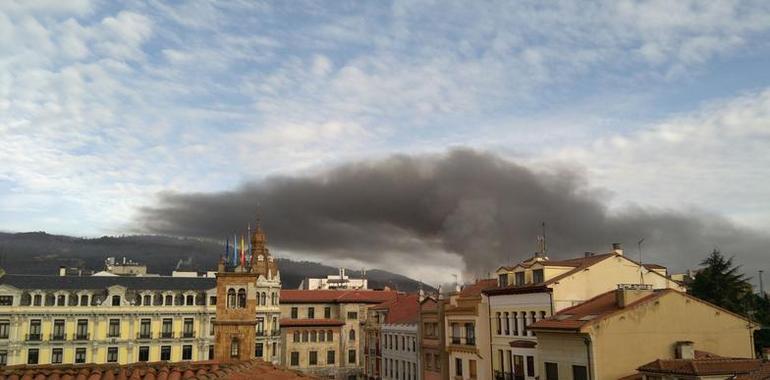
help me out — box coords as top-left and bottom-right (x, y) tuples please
(527, 356), (535, 377)
(140, 319), (151, 338)
(498, 273), (508, 287)
(29, 319), (41, 340)
(309, 351), (317, 365)
(308, 307), (315, 319)
(260, 292), (266, 305)
(108, 319), (120, 338)
(455, 358), (463, 377)
(75, 348), (86, 364)
(159, 318), (172, 338)
(255, 343), (263, 357)
(183, 318), (194, 338)
(347, 311), (358, 319)
(209, 296), (217, 305)
(0, 296), (12, 306)
(210, 319), (215, 336)
(533, 269), (544, 283)
(28, 349), (39, 365)
(79, 295), (89, 306)
(76, 319), (88, 339)
(515, 272), (525, 286)
(56, 294), (66, 306)
(165, 295), (173, 306)
(208, 345), (214, 360)
(290, 352), (299, 366)
(572, 365), (588, 380)
(293, 331), (300, 342)
(348, 349), (356, 364)
(495, 312), (501, 334)
(143, 295), (152, 305)
(469, 359), (477, 379)
(230, 338), (240, 358)
(302, 331), (308, 342)
(310, 330), (317, 342)
(227, 289), (236, 308)
(182, 345), (192, 360)
(112, 295), (121, 306)
(327, 350), (335, 365)
(107, 347), (118, 363)
(160, 346), (171, 361)
(545, 362), (559, 380)
(186, 295), (194, 305)
(237, 289), (246, 308)
(0, 321), (9, 339)
(272, 343), (276, 357)
(465, 323), (475, 345)
(291, 307), (298, 319)
(513, 312), (519, 335)
(327, 330), (333, 341)
(271, 292), (276, 305)
(324, 307), (331, 319)
(53, 319), (65, 339)
(51, 348), (63, 364)
(349, 329), (355, 341)
(0, 350), (6, 366)
(529, 311), (536, 336)
(139, 346), (150, 362)
(319, 330), (326, 342)
(33, 294), (42, 306)
(503, 312), (510, 335)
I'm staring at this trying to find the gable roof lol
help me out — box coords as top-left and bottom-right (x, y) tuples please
(372, 293), (421, 324)
(637, 356), (763, 377)
(280, 289), (399, 304)
(0, 274), (216, 291)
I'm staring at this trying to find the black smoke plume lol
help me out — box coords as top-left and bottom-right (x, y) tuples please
(136, 149), (770, 280)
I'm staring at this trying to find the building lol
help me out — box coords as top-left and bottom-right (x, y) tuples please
(0, 359), (313, 380)
(104, 257), (148, 276)
(0, 222), (281, 367)
(530, 285), (758, 380)
(632, 351), (770, 380)
(418, 296), (446, 380)
(280, 289), (399, 379)
(0, 272), (217, 366)
(300, 269), (368, 290)
(213, 223), (282, 364)
(445, 279), (496, 380)
(483, 244), (684, 380)
(364, 293), (421, 380)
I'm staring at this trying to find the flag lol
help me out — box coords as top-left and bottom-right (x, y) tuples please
(248, 223), (252, 264)
(225, 238), (230, 264)
(233, 234), (237, 266)
(240, 235), (245, 267)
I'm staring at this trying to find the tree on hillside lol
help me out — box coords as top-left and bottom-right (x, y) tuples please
(690, 249), (754, 316)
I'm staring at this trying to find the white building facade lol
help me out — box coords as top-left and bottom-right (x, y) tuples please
(381, 323), (420, 380)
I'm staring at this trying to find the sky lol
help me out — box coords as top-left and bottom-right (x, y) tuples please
(1, 0), (769, 284)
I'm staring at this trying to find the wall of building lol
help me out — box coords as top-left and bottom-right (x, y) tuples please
(381, 323), (419, 380)
(534, 332), (589, 380)
(445, 297), (490, 380)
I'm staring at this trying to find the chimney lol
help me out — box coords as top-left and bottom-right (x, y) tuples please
(675, 341), (695, 359)
(612, 243), (623, 255)
(615, 284), (653, 308)
(59, 266), (67, 277)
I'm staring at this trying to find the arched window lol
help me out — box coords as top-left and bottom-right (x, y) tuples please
(79, 295), (88, 306)
(227, 289), (236, 309)
(143, 295), (152, 306)
(271, 292), (276, 305)
(186, 295), (194, 305)
(165, 295), (173, 306)
(319, 331), (325, 342)
(260, 292), (266, 306)
(302, 331), (308, 342)
(33, 294), (42, 306)
(237, 289), (246, 309)
(230, 338), (240, 358)
(56, 295), (66, 306)
(310, 331), (317, 342)
(327, 330), (333, 341)
(293, 331), (300, 342)
(349, 329), (355, 341)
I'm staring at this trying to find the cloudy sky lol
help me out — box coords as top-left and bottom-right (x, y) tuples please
(1, 1), (769, 284)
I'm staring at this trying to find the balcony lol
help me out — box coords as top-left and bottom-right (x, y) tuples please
(256, 331), (266, 337)
(49, 333), (66, 341)
(182, 331), (195, 339)
(73, 333), (90, 341)
(107, 333), (120, 338)
(449, 336), (476, 346)
(494, 371), (514, 380)
(137, 332), (153, 340)
(160, 331), (174, 339)
(26, 333), (42, 341)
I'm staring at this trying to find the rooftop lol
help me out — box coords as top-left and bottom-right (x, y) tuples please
(0, 274), (216, 291)
(637, 353), (769, 378)
(0, 360), (314, 380)
(280, 289), (399, 304)
(372, 293), (421, 324)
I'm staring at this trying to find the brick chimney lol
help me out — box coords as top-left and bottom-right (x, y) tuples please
(612, 243), (623, 255)
(615, 284), (653, 308)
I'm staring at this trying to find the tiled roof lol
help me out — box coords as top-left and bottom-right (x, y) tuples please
(529, 289), (665, 331)
(280, 289), (399, 304)
(372, 293), (421, 325)
(459, 279), (497, 297)
(279, 318), (345, 327)
(0, 274), (216, 291)
(637, 356), (763, 376)
(0, 360), (314, 380)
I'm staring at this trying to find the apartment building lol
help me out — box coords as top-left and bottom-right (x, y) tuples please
(418, 296), (446, 380)
(280, 289), (398, 379)
(445, 279), (496, 380)
(530, 285), (757, 380)
(364, 293), (421, 380)
(483, 244), (684, 380)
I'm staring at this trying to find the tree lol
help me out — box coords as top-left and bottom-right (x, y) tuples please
(690, 249), (753, 317)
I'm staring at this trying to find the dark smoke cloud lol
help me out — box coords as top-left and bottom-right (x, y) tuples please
(136, 149), (770, 281)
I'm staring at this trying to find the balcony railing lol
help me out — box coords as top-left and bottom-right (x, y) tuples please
(160, 331), (174, 339)
(256, 331), (266, 337)
(271, 330), (280, 337)
(137, 332), (153, 340)
(449, 336), (476, 346)
(49, 333), (66, 341)
(182, 331), (195, 338)
(107, 332), (120, 338)
(73, 333), (90, 341)
(26, 333), (42, 341)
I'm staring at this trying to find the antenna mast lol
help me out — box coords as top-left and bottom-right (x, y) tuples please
(637, 238), (645, 285)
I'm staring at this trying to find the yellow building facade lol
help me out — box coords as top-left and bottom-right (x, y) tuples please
(445, 279), (496, 380)
(531, 286), (757, 380)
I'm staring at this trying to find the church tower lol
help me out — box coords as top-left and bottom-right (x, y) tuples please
(214, 221), (282, 363)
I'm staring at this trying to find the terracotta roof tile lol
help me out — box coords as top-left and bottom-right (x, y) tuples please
(371, 293), (421, 324)
(638, 356), (763, 376)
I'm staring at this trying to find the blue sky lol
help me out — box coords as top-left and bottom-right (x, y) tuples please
(1, 0), (770, 243)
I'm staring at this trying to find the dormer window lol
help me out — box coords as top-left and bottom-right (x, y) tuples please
(498, 274), (508, 287)
(33, 294), (42, 306)
(112, 295), (121, 306)
(533, 269), (544, 284)
(515, 272), (525, 286)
